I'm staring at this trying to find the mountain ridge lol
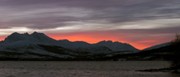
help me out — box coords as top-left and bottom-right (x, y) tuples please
(0, 32), (138, 60)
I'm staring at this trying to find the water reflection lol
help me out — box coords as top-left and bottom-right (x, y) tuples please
(0, 61), (179, 77)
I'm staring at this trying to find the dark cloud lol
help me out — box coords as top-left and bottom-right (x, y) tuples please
(1, 0), (180, 49)
(0, 0), (180, 30)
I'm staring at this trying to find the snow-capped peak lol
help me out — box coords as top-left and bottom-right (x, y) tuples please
(4, 32), (56, 43)
(0, 32), (140, 60)
(31, 32), (56, 43)
(4, 32), (34, 42)
(0, 32), (60, 50)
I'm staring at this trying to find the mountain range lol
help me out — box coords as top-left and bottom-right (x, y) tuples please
(0, 32), (138, 60)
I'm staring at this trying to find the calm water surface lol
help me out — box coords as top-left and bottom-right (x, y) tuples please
(0, 61), (179, 77)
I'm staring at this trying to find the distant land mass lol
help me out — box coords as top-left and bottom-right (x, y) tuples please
(0, 32), (176, 61)
(0, 32), (139, 60)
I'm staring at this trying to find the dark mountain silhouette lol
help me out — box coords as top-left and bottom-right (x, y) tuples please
(96, 40), (138, 52)
(0, 32), (179, 61)
(134, 36), (180, 73)
(0, 32), (138, 60)
(133, 41), (180, 61)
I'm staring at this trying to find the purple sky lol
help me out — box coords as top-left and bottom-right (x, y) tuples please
(0, 0), (180, 49)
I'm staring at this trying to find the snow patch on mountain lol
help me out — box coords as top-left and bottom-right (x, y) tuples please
(3, 32), (57, 45)
(96, 40), (138, 52)
(58, 40), (112, 54)
(0, 32), (138, 59)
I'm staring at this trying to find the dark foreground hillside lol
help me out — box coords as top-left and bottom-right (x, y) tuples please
(133, 39), (180, 72)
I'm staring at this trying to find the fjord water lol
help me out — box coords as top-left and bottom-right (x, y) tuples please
(0, 61), (179, 77)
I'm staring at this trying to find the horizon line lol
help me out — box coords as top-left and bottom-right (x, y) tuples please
(0, 32), (172, 50)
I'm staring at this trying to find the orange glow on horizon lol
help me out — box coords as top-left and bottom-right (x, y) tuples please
(49, 34), (120, 43)
(0, 36), (5, 41)
(48, 33), (173, 50)
(0, 34), (171, 50)
(48, 34), (153, 50)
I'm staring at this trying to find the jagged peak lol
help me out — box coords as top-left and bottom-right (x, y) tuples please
(97, 40), (132, 46)
(10, 31), (44, 35)
(7, 32), (29, 38)
(97, 40), (122, 44)
(73, 41), (89, 43)
(97, 40), (111, 43)
(10, 32), (32, 36)
(3, 32), (56, 43)
(31, 31), (45, 35)
(10, 32), (21, 35)
(23, 32), (30, 35)
(59, 39), (70, 42)
(4, 32), (31, 42)
(8, 32), (44, 37)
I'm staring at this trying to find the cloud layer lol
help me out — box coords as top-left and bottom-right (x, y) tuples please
(0, 0), (180, 49)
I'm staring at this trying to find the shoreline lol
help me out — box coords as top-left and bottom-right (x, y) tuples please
(137, 67), (180, 74)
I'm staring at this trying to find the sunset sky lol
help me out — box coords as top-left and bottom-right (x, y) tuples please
(0, 0), (180, 49)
